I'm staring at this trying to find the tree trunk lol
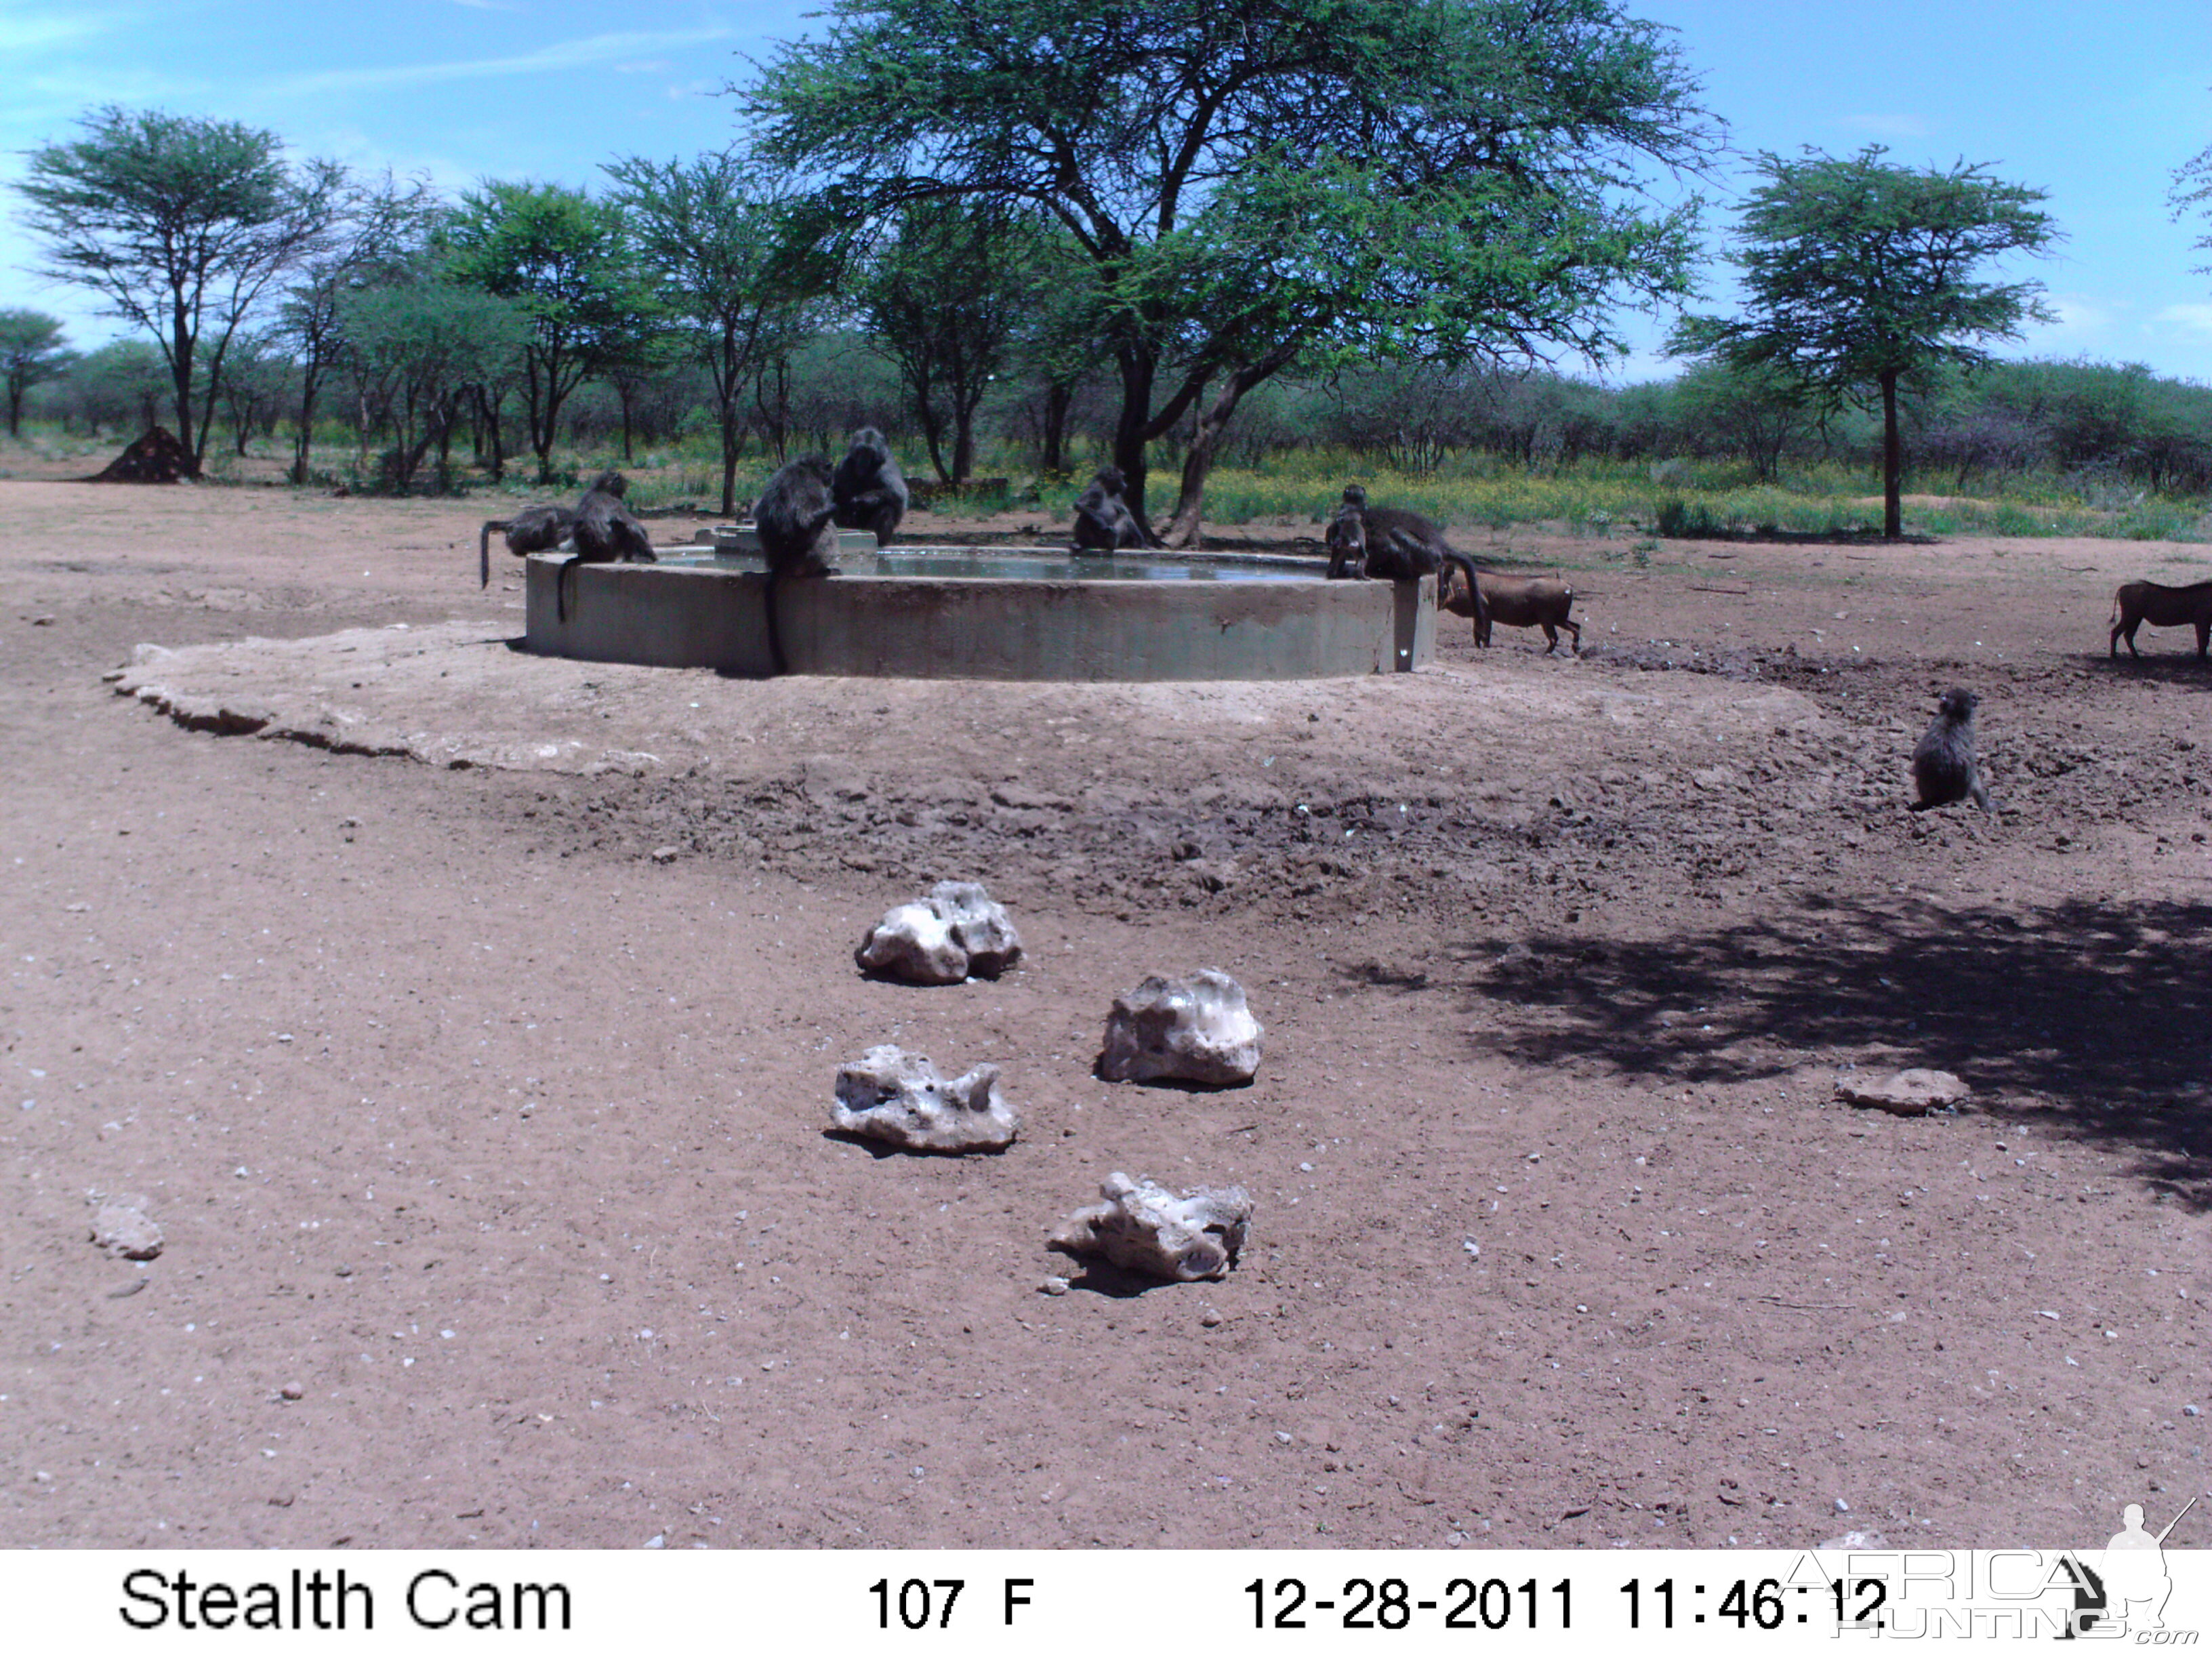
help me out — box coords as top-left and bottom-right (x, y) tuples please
(1111, 348), (1160, 528)
(1881, 368), (1902, 540)
(1161, 354), (1292, 548)
(1038, 380), (1072, 474)
(168, 306), (201, 478)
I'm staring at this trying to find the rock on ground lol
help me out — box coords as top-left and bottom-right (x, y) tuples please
(855, 881), (1023, 985)
(832, 1044), (1019, 1153)
(1836, 1067), (1969, 1115)
(1098, 968), (1263, 1086)
(1051, 1172), (1253, 1282)
(87, 1192), (163, 1261)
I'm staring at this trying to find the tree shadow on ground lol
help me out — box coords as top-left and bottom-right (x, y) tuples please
(1443, 893), (2211, 1208)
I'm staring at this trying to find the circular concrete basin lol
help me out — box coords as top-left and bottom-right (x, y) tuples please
(524, 545), (1435, 680)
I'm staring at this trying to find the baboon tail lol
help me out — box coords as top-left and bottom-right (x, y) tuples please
(762, 571), (790, 677)
(479, 521), (497, 589)
(556, 553), (579, 626)
(1444, 552), (1487, 626)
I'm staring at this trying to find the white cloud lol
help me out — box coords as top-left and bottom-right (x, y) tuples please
(270, 28), (735, 97)
(0, 9), (108, 53)
(2153, 304), (2212, 340)
(1838, 113), (1931, 140)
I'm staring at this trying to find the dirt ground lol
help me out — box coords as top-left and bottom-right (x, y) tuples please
(1, 467), (2207, 1553)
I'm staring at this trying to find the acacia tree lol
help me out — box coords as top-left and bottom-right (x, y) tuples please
(341, 273), (529, 491)
(438, 182), (656, 483)
(747, 0), (1718, 544)
(277, 172), (441, 485)
(17, 106), (342, 474)
(1669, 146), (2057, 539)
(0, 310), (73, 437)
(602, 154), (832, 514)
(859, 200), (1040, 483)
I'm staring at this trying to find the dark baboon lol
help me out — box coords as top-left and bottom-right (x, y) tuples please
(1071, 466), (1164, 550)
(476, 502), (573, 588)
(1910, 687), (1994, 815)
(1331, 485), (1486, 634)
(831, 428), (909, 544)
(552, 471), (656, 622)
(752, 454), (841, 674)
(569, 470), (656, 565)
(1324, 488), (1368, 579)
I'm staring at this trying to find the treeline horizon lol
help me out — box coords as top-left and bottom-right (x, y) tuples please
(9, 331), (2212, 510)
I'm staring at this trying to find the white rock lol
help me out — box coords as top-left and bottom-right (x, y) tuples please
(1836, 1067), (1969, 1115)
(1050, 1172), (1252, 1282)
(1099, 969), (1262, 1086)
(855, 881), (1022, 984)
(832, 1045), (1018, 1153)
(88, 1191), (163, 1261)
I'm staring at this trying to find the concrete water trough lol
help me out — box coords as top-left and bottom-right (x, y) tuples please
(523, 539), (1435, 681)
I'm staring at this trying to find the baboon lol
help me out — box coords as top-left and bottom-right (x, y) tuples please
(1910, 687), (1994, 815)
(752, 454), (842, 674)
(476, 503), (573, 588)
(1324, 489), (1368, 579)
(1328, 485), (1486, 634)
(553, 471), (656, 622)
(1071, 466), (1164, 550)
(569, 471), (656, 565)
(831, 428), (909, 543)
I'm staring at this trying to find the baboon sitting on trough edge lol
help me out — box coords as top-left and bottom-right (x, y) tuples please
(552, 470), (657, 622)
(1910, 687), (1994, 815)
(753, 454), (842, 675)
(831, 428), (909, 543)
(1071, 466), (1164, 550)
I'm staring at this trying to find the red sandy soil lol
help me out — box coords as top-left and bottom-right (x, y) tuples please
(1, 469), (2207, 1553)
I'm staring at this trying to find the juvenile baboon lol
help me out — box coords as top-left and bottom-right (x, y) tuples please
(476, 503), (573, 588)
(1330, 485), (1486, 634)
(1910, 687), (1994, 815)
(753, 454), (842, 674)
(1071, 466), (1164, 550)
(831, 428), (909, 543)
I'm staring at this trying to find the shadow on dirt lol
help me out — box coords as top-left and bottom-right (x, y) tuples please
(1441, 894), (2212, 1208)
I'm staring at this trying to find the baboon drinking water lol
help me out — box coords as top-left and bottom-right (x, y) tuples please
(1071, 466), (1164, 550)
(1910, 687), (1994, 815)
(753, 454), (841, 674)
(831, 428), (909, 543)
(476, 503), (574, 588)
(1325, 485), (1486, 634)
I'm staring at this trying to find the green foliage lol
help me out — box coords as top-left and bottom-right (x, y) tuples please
(438, 181), (659, 481)
(0, 310), (73, 438)
(748, 0), (1720, 534)
(859, 201), (1044, 483)
(340, 276), (530, 489)
(1669, 144), (2059, 537)
(17, 105), (343, 470)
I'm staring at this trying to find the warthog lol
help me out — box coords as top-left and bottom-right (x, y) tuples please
(2109, 579), (2212, 659)
(1439, 567), (1580, 654)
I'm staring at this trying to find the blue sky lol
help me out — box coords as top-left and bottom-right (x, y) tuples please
(4, 0), (2210, 385)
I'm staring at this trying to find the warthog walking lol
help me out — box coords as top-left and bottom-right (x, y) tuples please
(1439, 566), (1580, 653)
(2109, 579), (2212, 659)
